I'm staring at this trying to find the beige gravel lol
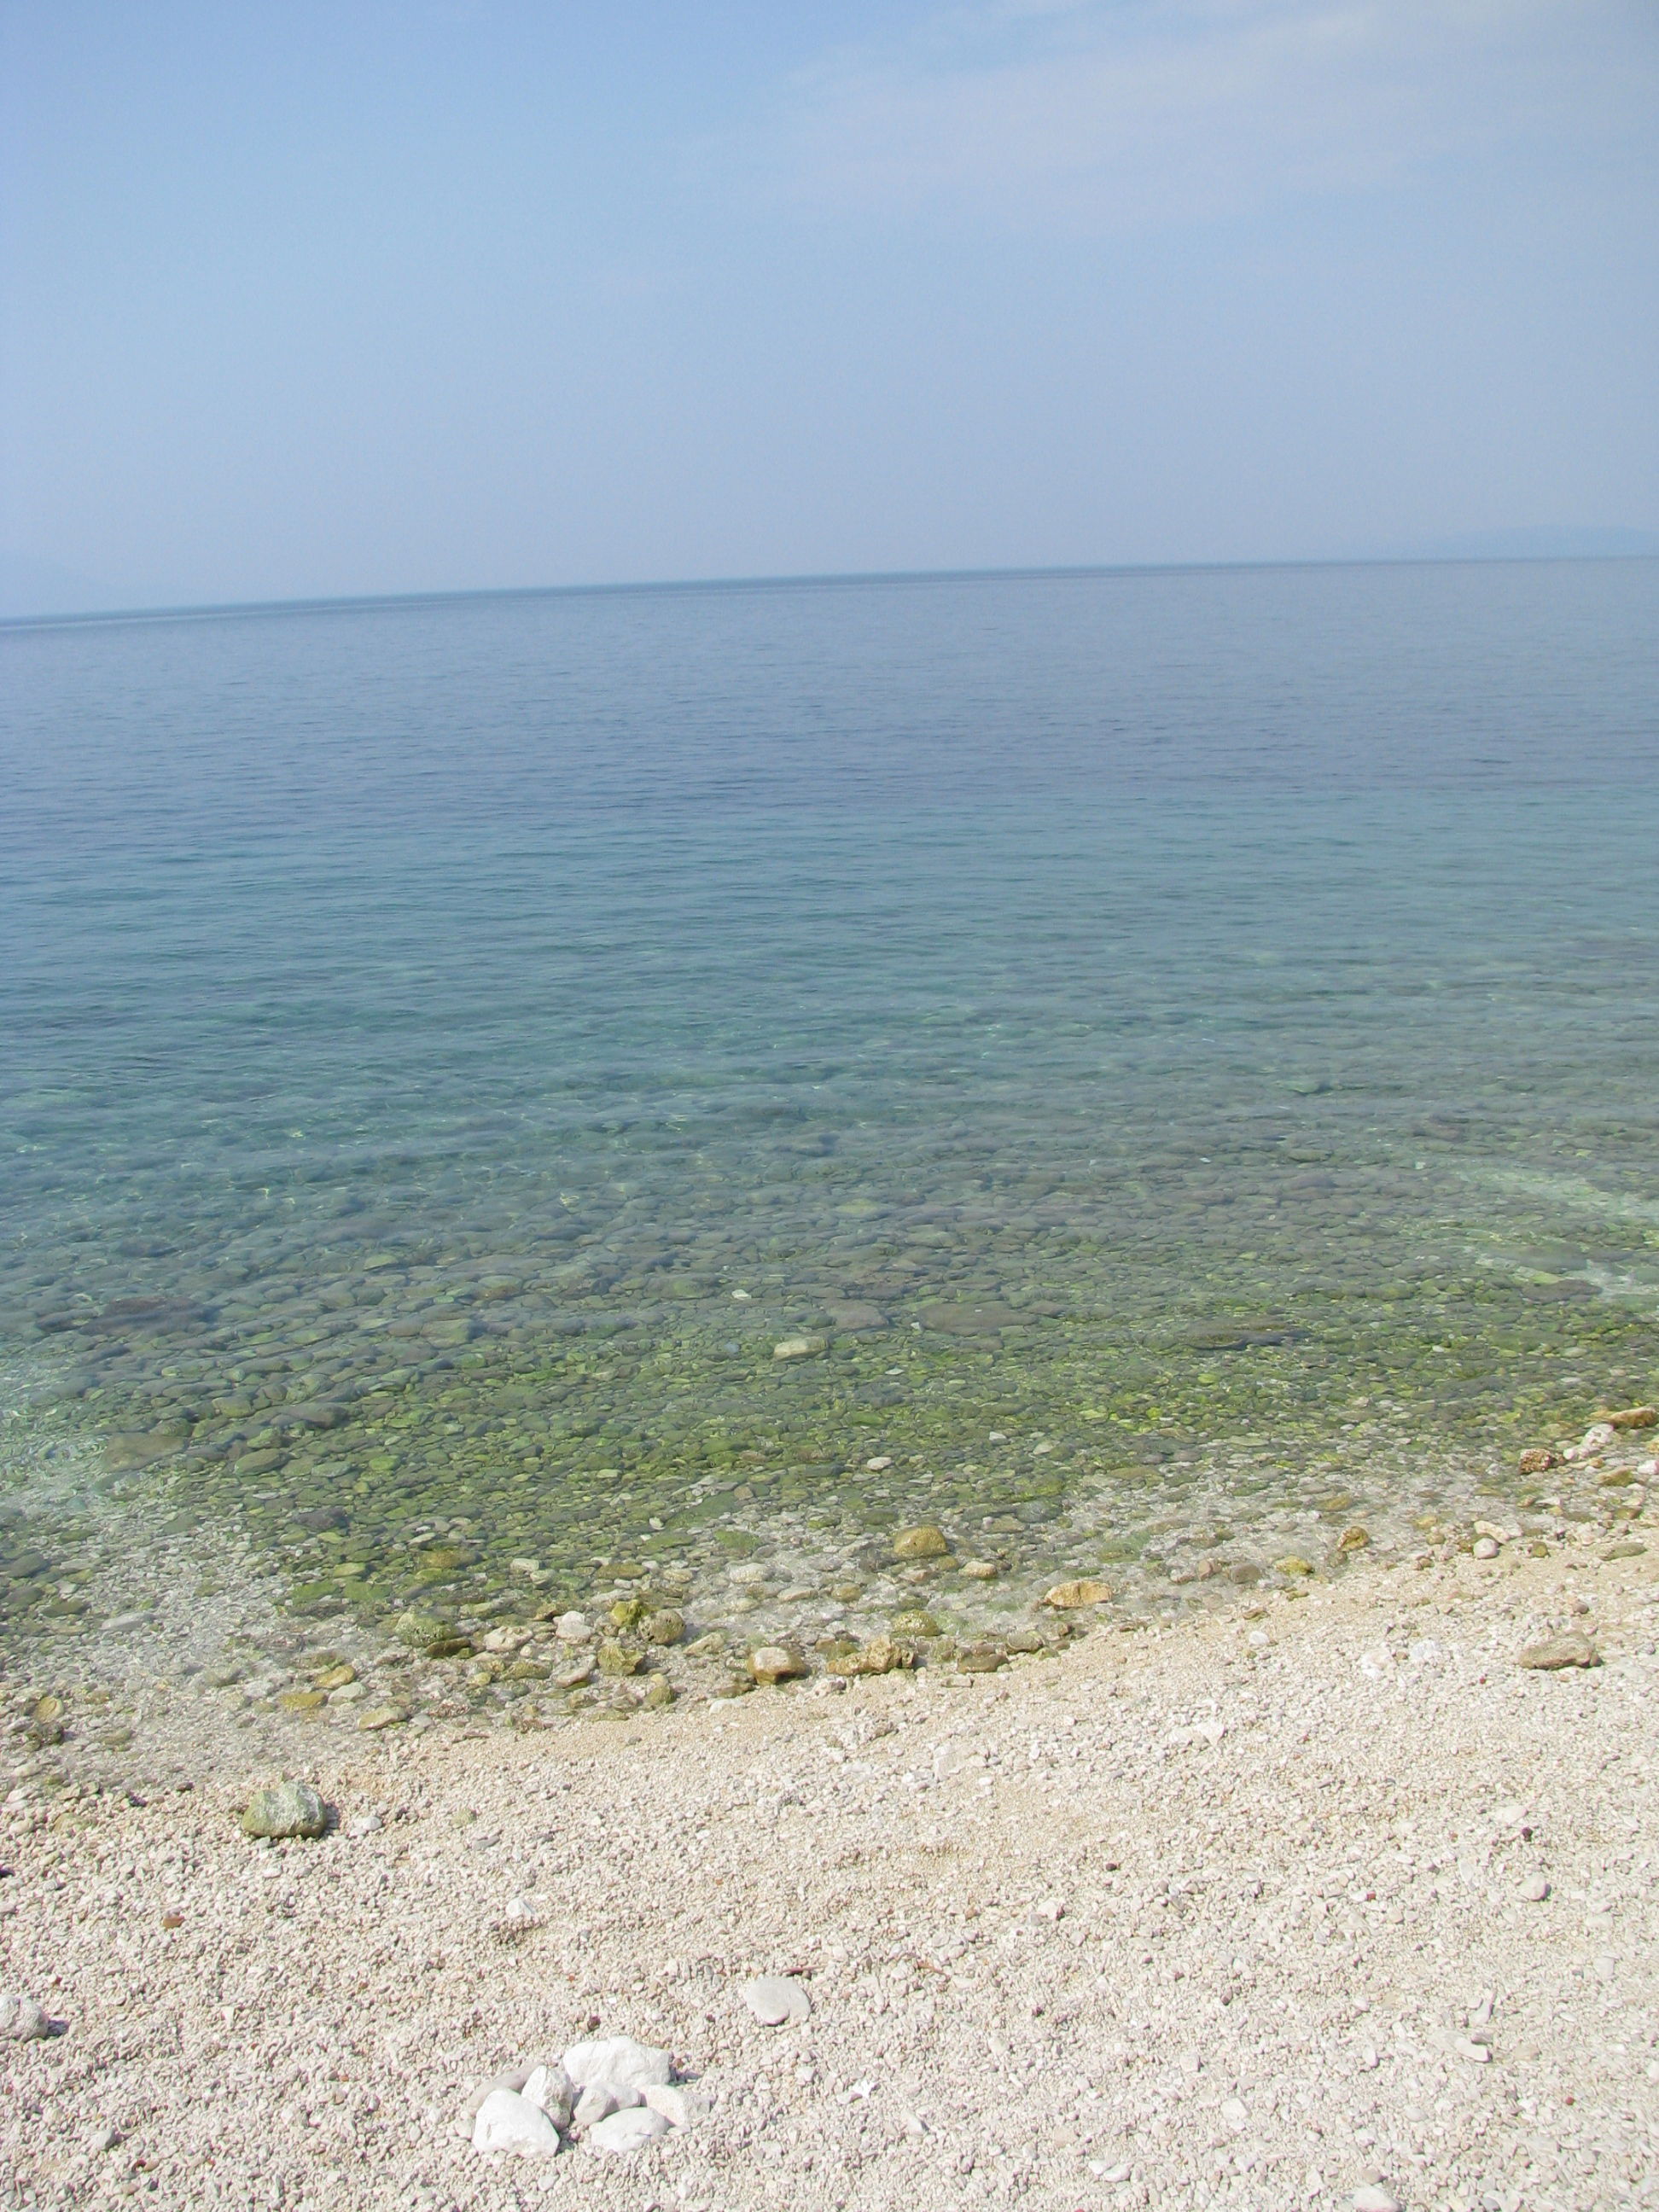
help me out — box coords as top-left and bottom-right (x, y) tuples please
(3, 1534), (1656, 2212)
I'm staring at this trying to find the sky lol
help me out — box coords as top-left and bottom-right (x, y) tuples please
(2, 0), (1656, 611)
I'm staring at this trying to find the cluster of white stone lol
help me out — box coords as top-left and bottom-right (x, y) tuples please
(471, 1976), (812, 2161)
(471, 2034), (703, 2159)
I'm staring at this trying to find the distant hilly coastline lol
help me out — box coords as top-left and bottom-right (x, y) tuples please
(3, 531), (1657, 622)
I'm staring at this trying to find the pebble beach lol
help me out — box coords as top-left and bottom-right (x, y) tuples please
(4, 1412), (1656, 2212)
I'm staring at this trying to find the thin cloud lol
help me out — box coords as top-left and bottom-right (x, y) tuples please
(764, 0), (1659, 231)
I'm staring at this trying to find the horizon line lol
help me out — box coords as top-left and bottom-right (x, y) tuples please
(3, 545), (1657, 637)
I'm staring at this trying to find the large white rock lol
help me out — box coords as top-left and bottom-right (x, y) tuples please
(561, 2034), (672, 2108)
(471, 2088), (562, 2157)
(585, 2106), (671, 2156)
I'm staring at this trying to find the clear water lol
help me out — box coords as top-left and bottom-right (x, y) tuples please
(3, 559), (1656, 1651)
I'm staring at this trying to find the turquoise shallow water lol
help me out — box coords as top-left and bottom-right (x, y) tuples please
(3, 558), (1656, 1650)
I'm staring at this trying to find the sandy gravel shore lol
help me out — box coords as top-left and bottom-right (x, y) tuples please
(3, 1530), (1656, 2212)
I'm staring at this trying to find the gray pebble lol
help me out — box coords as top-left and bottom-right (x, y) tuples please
(240, 1779), (328, 1839)
(0, 1994), (53, 2041)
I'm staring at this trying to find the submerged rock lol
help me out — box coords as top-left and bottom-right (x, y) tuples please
(892, 1525), (949, 1560)
(848, 1634), (915, 1675)
(1043, 1578), (1112, 1608)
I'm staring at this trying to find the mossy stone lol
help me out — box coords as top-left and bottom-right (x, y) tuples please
(241, 1780), (328, 1839)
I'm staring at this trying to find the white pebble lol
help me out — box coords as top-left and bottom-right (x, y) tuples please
(585, 2106), (671, 2155)
(555, 1612), (591, 1642)
(522, 2064), (573, 2123)
(643, 2082), (707, 2130)
(742, 1974), (812, 2025)
(1353, 2190), (1401, 2212)
(1518, 1876), (1550, 1902)
(471, 2088), (562, 2157)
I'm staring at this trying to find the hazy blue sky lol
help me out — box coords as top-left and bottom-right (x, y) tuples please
(3, 1), (1656, 608)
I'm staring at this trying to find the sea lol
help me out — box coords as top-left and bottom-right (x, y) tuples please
(3, 557), (1656, 1654)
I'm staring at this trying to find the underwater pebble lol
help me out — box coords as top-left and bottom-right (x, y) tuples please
(1043, 1578), (1112, 1609)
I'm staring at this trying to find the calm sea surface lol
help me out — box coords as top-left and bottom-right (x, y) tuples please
(3, 560), (1656, 1647)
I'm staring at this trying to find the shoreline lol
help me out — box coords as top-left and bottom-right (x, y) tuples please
(7, 1336), (1650, 1782)
(4, 1507), (1656, 2211)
